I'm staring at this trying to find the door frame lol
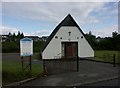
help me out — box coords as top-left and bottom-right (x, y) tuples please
(61, 42), (78, 59)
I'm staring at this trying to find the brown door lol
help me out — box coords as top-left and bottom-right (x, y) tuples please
(62, 42), (78, 59)
(66, 43), (73, 58)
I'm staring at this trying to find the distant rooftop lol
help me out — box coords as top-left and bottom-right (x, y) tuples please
(25, 36), (39, 38)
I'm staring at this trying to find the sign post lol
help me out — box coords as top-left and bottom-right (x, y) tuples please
(20, 38), (33, 77)
(21, 56), (23, 72)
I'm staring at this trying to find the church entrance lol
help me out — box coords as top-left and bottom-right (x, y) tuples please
(62, 42), (78, 59)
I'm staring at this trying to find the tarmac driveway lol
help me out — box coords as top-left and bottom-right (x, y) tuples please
(21, 60), (119, 86)
(2, 53), (43, 64)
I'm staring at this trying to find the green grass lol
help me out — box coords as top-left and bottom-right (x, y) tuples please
(2, 60), (43, 85)
(94, 50), (120, 63)
(0, 60), (2, 72)
(95, 50), (118, 58)
(32, 53), (41, 60)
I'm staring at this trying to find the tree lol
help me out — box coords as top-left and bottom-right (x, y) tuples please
(112, 33), (120, 50)
(112, 31), (118, 38)
(8, 32), (12, 42)
(17, 31), (21, 41)
(11, 33), (16, 41)
(20, 32), (24, 39)
(85, 31), (96, 49)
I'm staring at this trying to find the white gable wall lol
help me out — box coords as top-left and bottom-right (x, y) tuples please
(42, 27), (94, 59)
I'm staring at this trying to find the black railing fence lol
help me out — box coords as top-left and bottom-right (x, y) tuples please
(81, 53), (120, 67)
(118, 50), (120, 63)
(102, 53), (115, 63)
(43, 52), (120, 75)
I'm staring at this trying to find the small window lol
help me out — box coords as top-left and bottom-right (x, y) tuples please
(60, 37), (62, 39)
(77, 37), (79, 39)
(55, 36), (58, 39)
(81, 36), (83, 38)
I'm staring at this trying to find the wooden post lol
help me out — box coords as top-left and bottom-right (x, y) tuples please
(77, 56), (79, 72)
(113, 54), (115, 67)
(43, 60), (46, 74)
(21, 56), (24, 72)
(29, 55), (32, 76)
(21, 56), (24, 77)
(118, 50), (120, 63)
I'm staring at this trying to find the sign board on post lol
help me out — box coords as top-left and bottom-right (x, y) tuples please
(20, 38), (33, 76)
(20, 38), (33, 56)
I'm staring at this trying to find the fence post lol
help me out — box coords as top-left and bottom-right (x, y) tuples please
(77, 56), (79, 72)
(113, 54), (115, 67)
(118, 50), (120, 63)
(29, 55), (32, 76)
(43, 60), (46, 74)
(21, 56), (24, 72)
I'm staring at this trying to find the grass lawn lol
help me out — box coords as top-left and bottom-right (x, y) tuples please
(2, 60), (43, 85)
(32, 53), (41, 60)
(0, 60), (2, 72)
(94, 50), (120, 63)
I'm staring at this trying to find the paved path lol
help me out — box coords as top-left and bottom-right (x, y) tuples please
(21, 60), (119, 86)
(83, 78), (119, 86)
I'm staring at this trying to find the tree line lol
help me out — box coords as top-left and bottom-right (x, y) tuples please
(2, 31), (120, 53)
(85, 31), (120, 50)
(2, 32), (45, 53)
(6, 31), (24, 42)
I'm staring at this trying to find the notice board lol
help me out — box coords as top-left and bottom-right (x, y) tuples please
(20, 38), (33, 56)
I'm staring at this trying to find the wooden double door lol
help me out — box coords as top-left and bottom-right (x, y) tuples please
(62, 42), (78, 59)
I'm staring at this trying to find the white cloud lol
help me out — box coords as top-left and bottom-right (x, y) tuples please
(0, 3), (2, 26)
(24, 30), (52, 37)
(0, 26), (20, 35)
(2, 2), (118, 37)
(2, 0), (119, 2)
(92, 25), (118, 37)
(3, 2), (117, 25)
(2, 2), (108, 25)
(1, 25), (118, 37)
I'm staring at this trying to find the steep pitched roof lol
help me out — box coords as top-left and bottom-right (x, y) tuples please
(41, 14), (93, 52)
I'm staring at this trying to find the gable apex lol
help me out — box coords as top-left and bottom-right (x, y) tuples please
(59, 14), (79, 27)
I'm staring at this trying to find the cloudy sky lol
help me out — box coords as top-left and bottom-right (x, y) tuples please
(1, 1), (118, 37)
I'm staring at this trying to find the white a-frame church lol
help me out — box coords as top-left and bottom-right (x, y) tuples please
(41, 14), (94, 60)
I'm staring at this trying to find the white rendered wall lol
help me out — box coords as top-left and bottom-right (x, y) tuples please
(42, 27), (94, 59)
